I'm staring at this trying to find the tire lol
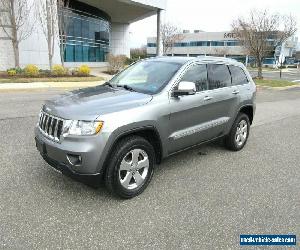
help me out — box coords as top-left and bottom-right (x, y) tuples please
(225, 113), (250, 151)
(105, 136), (155, 199)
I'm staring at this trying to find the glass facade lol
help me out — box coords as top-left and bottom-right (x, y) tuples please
(147, 40), (241, 48)
(59, 1), (111, 63)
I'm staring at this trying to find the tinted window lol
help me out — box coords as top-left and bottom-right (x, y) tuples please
(207, 64), (231, 90)
(110, 60), (182, 94)
(229, 66), (248, 85)
(181, 64), (208, 91)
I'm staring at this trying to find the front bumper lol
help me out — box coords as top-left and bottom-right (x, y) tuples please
(34, 125), (109, 176)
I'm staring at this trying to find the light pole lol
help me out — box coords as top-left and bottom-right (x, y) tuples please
(156, 9), (161, 56)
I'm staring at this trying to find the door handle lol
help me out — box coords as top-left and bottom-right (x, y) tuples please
(204, 96), (213, 101)
(232, 90), (240, 95)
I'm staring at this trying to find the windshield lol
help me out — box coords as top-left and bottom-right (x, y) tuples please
(110, 60), (182, 94)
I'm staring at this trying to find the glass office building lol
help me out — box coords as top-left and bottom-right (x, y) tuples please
(59, 1), (111, 63)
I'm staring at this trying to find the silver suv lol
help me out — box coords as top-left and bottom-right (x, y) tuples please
(35, 56), (256, 198)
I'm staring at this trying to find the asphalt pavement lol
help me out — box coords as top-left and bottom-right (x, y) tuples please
(0, 87), (299, 249)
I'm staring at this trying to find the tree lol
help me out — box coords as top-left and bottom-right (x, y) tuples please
(36, 0), (58, 69)
(57, 0), (69, 67)
(232, 9), (297, 78)
(0, 0), (34, 67)
(160, 23), (183, 55)
(130, 46), (147, 60)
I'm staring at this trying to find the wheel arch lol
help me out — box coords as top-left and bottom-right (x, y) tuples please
(104, 126), (163, 168)
(238, 105), (254, 124)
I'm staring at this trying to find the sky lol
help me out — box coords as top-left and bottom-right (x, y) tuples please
(129, 0), (300, 48)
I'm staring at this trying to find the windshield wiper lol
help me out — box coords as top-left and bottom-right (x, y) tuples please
(104, 82), (114, 88)
(117, 84), (136, 92)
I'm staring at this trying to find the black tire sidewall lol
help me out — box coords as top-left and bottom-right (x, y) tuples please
(105, 136), (155, 198)
(227, 113), (250, 151)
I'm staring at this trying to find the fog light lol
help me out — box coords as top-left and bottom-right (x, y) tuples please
(67, 154), (82, 166)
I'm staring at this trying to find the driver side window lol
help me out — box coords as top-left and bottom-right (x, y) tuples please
(181, 64), (208, 92)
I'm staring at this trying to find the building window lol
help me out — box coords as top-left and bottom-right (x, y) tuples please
(174, 42), (189, 47)
(190, 41), (210, 46)
(59, 1), (110, 63)
(225, 40), (239, 46)
(147, 43), (157, 47)
(211, 41), (225, 46)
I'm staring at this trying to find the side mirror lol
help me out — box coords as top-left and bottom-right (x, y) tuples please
(173, 81), (196, 97)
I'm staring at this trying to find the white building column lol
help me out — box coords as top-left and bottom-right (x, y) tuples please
(110, 22), (130, 57)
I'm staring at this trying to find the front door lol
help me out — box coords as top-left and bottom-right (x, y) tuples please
(168, 63), (216, 154)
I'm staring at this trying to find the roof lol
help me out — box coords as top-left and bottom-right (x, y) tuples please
(80, 0), (166, 23)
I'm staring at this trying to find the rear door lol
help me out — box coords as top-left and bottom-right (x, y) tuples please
(204, 63), (241, 136)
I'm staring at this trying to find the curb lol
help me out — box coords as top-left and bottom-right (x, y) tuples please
(256, 85), (300, 91)
(0, 81), (104, 91)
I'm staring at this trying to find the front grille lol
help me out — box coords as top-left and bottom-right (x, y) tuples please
(39, 111), (64, 142)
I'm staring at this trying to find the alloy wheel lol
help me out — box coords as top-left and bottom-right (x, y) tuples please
(118, 149), (149, 190)
(235, 119), (248, 147)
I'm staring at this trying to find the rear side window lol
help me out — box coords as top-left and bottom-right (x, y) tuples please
(181, 64), (208, 91)
(207, 64), (231, 90)
(229, 66), (249, 85)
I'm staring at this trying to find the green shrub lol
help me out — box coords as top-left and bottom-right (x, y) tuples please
(24, 64), (39, 77)
(7, 67), (23, 75)
(51, 64), (67, 76)
(15, 67), (23, 74)
(77, 65), (91, 76)
(39, 69), (51, 76)
(7, 69), (17, 76)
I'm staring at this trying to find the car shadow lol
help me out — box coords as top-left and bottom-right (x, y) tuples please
(35, 138), (227, 201)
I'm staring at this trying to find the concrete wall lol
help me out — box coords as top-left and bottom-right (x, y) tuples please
(0, 6), (14, 70)
(0, 38), (14, 70)
(19, 0), (61, 69)
(0, 0), (61, 70)
(110, 22), (130, 57)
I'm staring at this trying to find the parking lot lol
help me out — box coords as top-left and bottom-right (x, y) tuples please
(0, 87), (300, 249)
(249, 68), (300, 82)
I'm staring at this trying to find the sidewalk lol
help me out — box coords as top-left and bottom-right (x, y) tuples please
(0, 80), (105, 91)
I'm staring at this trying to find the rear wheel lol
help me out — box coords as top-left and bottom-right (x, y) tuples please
(105, 136), (155, 198)
(225, 113), (250, 151)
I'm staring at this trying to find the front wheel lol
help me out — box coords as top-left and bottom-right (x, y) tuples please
(105, 136), (155, 199)
(225, 113), (250, 151)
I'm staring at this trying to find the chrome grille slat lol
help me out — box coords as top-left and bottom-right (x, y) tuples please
(42, 115), (48, 130)
(39, 113), (43, 127)
(47, 117), (52, 134)
(50, 117), (54, 134)
(53, 119), (59, 138)
(38, 111), (65, 143)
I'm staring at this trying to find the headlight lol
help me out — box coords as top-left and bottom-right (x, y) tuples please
(63, 120), (103, 136)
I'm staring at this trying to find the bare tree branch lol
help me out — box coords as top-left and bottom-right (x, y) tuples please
(160, 23), (183, 55)
(232, 9), (297, 78)
(57, 0), (70, 66)
(36, 0), (59, 69)
(0, 0), (34, 67)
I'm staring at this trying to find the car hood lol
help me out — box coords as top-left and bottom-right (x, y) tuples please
(43, 85), (153, 120)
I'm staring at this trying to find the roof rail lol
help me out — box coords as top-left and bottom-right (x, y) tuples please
(196, 55), (238, 63)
